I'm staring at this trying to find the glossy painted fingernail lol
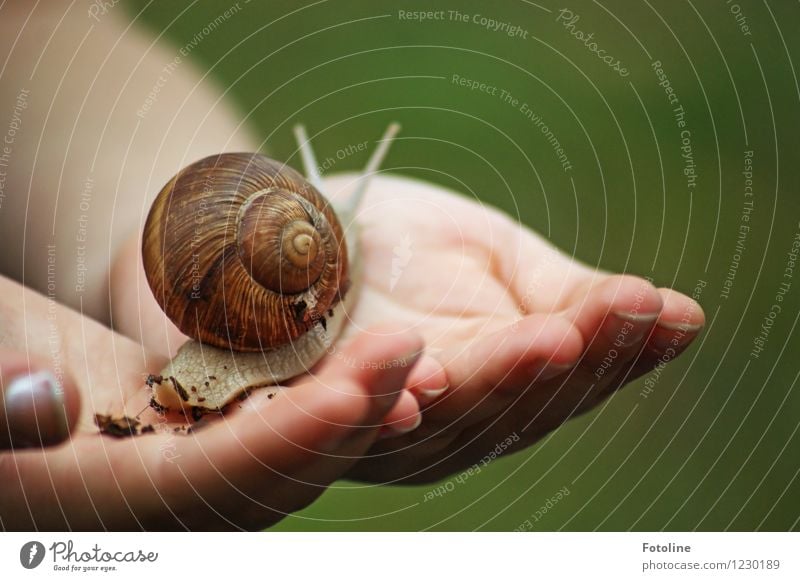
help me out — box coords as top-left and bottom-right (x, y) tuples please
(3, 371), (68, 448)
(378, 414), (422, 439)
(608, 311), (660, 346)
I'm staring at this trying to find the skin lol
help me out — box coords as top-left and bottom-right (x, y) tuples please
(0, 172), (705, 528)
(0, 3), (704, 529)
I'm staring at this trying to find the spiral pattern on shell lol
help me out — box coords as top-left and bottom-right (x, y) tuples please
(142, 152), (349, 351)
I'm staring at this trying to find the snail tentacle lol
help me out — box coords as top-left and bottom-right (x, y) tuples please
(340, 122), (401, 218)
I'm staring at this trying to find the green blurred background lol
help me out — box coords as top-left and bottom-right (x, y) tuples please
(126, 0), (799, 531)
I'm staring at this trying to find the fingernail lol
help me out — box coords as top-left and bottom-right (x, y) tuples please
(529, 361), (576, 381)
(4, 371), (68, 448)
(378, 414), (422, 439)
(417, 384), (449, 404)
(657, 320), (704, 333)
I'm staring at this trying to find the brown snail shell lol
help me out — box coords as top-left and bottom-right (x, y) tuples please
(141, 123), (398, 413)
(142, 153), (349, 352)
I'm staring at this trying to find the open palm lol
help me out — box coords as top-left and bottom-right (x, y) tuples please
(316, 173), (705, 483)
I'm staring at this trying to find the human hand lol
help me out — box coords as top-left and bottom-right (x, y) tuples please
(317, 174), (705, 483)
(0, 275), (425, 529)
(115, 172), (704, 486)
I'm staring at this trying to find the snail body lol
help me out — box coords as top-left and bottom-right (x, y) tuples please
(143, 125), (398, 412)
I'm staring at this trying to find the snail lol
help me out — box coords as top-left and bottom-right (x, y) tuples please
(143, 124), (400, 413)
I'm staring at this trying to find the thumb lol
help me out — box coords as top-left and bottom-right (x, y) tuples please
(0, 350), (81, 450)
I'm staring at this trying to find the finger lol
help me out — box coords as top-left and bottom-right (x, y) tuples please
(287, 388), (421, 499)
(626, 287), (705, 383)
(469, 286), (702, 458)
(424, 314), (584, 426)
(0, 351), (81, 449)
(379, 390), (421, 438)
(368, 316), (584, 462)
(535, 287), (704, 417)
(478, 277), (662, 437)
(646, 288), (705, 353)
(283, 366), (425, 509)
(521, 276), (663, 418)
(253, 371), (424, 441)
